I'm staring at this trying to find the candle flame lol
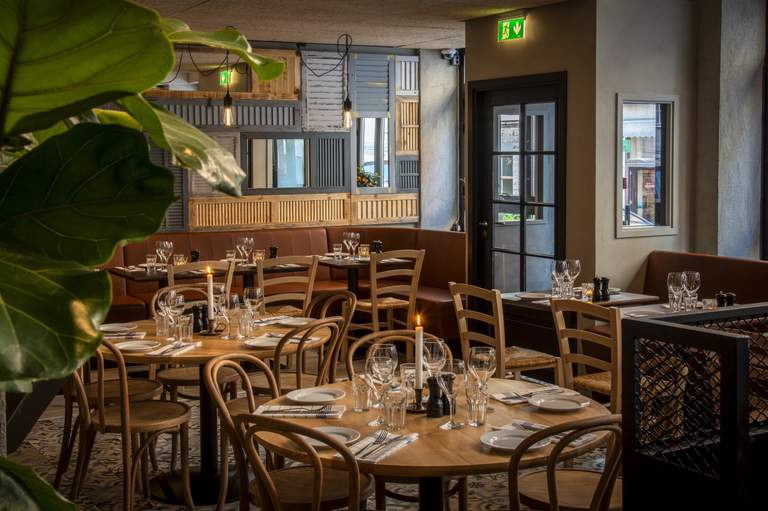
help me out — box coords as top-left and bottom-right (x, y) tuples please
(416, 313), (421, 327)
(206, 265), (211, 274)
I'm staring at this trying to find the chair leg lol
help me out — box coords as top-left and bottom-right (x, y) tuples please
(70, 428), (96, 500)
(148, 437), (159, 472)
(140, 433), (150, 498)
(180, 425), (196, 510)
(54, 395), (75, 489)
(458, 477), (468, 511)
(217, 431), (229, 511)
(170, 388), (179, 472)
(375, 476), (386, 510)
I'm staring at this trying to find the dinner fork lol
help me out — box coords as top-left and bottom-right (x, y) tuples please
(356, 430), (388, 458)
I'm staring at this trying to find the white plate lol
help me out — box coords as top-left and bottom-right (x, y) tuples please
(285, 387), (346, 404)
(515, 292), (549, 301)
(100, 323), (138, 333)
(276, 317), (314, 327)
(244, 337), (280, 348)
(116, 340), (161, 352)
(480, 430), (550, 452)
(528, 394), (591, 412)
(301, 427), (360, 448)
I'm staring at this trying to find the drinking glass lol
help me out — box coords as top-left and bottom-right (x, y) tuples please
(439, 360), (466, 430)
(565, 259), (581, 298)
(166, 292), (186, 342)
(358, 244), (371, 258)
(399, 363), (416, 406)
(225, 249), (237, 261)
(155, 241), (173, 266)
(581, 282), (594, 302)
(365, 358), (386, 427)
(252, 249), (266, 263)
(465, 376), (488, 427)
(383, 388), (407, 432)
(468, 346), (497, 386)
(349, 233), (361, 260)
(172, 254), (187, 266)
(177, 315), (193, 346)
(683, 271), (701, 311)
(155, 314), (169, 338)
(667, 272), (685, 312)
(217, 293), (239, 339)
(241, 237), (254, 262)
(352, 374), (371, 412)
(342, 232), (352, 257)
(332, 243), (343, 260)
(244, 287), (263, 318)
(423, 339), (447, 379)
(550, 260), (567, 298)
(146, 254), (157, 274)
(237, 306), (253, 339)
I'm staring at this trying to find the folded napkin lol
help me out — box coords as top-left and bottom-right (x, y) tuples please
(115, 265), (143, 272)
(146, 342), (199, 357)
(493, 419), (595, 447)
(254, 405), (345, 419)
(265, 332), (318, 342)
(245, 335), (299, 346)
(103, 331), (147, 340)
(253, 315), (290, 326)
(347, 432), (418, 463)
(491, 386), (577, 405)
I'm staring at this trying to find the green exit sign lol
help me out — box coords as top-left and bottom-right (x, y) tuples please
(498, 17), (525, 41)
(219, 69), (233, 86)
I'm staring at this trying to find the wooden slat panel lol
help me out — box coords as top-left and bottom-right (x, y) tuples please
(154, 99), (299, 129)
(351, 193), (419, 224)
(396, 56), (419, 96)
(250, 49), (301, 100)
(352, 53), (391, 115)
(396, 98), (419, 155)
(302, 51), (345, 131)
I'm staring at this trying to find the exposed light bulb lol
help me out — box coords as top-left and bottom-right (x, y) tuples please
(223, 91), (234, 127)
(342, 96), (352, 129)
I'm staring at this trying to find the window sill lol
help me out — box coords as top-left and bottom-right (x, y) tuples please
(615, 225), (678, 239)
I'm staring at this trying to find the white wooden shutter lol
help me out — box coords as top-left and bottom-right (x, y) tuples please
(301, 51), (345, 131)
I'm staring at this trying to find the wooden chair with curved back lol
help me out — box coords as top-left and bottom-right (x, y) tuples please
(346, 329), (464, 511)
(69, 340), (194, 511)
(550, 299), (622, 413)
(349, 249), (425, 337)
(305, 290), (357, 383)
(236, 414), (375, 511)
(257, 255), (319, 317)
(508, 414), (623, 511)
(167, 260), (235, 295)
(204, 353), (280, 511)
(247, 316), (347, 396)
(450, 282), (561, 383)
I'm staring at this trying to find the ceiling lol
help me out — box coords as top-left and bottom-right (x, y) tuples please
(142, 0), (565, 49)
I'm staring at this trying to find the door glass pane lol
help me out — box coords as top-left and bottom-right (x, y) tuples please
(275, 139), (306, 187)
(525, 154), (555, 203)
(525, 256), (553, 292)
(525, 102), (555, 151)
(493, 252), (520, 293)
(494, 155), (520, 200)
(493, 203), (521, 252)
(524, 206), (555, 256)
(494, 105), (521, 151)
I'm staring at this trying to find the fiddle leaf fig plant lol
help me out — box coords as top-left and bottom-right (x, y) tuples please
(0, 0), (283, 507)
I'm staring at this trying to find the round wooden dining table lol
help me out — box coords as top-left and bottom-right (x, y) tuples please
(102, 318), (331, 505)
(254, 378), (610, 511)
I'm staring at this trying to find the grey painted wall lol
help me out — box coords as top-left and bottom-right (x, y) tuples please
(419, 49), (459, 230)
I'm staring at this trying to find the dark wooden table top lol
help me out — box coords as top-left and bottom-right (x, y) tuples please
(108, 262), (300, 282)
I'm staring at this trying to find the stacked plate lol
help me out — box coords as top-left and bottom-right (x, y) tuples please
(286, 387), (345, 404)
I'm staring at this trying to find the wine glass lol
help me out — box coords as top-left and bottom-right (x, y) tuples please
(349, 232), (361, 260)
(683, 271), (701, 311)
(439, 360), (466, 430)
(218, 293), (240, 340)
(342, 232), (352, 258)
(550, 260), (567, 298)
(565, 258), (581, 298)
(155, 240), (173, 266)
(241, 237), (254, 263)
(667, 272), (686, 312)
(244, 287), (263, 319)
(423, 339), (447, 379)
(166, 291), (186, 346)
(468, 346), (496, 387)
(365, 357), (386, 427)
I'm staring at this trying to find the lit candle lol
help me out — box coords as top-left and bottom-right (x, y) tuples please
(415, 313), (424, 389)
(206, 266), (214, 321)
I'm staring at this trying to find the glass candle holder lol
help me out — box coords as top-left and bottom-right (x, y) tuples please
(358, 244), (371, 258)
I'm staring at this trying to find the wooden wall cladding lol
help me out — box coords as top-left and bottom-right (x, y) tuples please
(188, 192), (418, 230)
(396, 98), (419, 155)
(250, 49), (301, 100)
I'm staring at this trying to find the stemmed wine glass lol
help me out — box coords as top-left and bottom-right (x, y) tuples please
(342, 232), (352, 258)
(244, 287), (264, 319)
(236, 237), (254, 262)
(217, 293), (240, 340)
(565, 258), (581, 298)
(550, 260), (568, 298)
(365, 343), (398, 427)
(667, 272), (686, 312)
(683, 271), (701, 311)
(439, 360), (466, 430)
(155, 240), (174, 267)
(166, 291), (186, 346)
(468, 346), (497, 395)
(423, 339), (447, 380)
(349, 232), (361, 260)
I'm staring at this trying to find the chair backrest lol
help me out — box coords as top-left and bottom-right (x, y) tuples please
(167, 260), (235, 295)
(269, 316), (346, 394)
(368, 249), (425, 330)
(236, 414), (363, 511)
(306, 291), (357, 383)
(449, 282), (506, 378)
(345, 329), (448, 379)
(550, 299), (621, 412)
(257, 255), (319, 316)
(507, 415), (623, 511)
(149, 283), (210, 318)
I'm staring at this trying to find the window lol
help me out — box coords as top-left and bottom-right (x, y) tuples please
(247, 138), (307, 189)
(616, 94), (678, 238)
(357, 117), (390, 188)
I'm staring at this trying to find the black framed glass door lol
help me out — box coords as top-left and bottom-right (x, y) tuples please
(469, 73), (566, 292)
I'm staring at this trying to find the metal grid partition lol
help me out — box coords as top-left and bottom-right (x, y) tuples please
(621, 305), (763, 510)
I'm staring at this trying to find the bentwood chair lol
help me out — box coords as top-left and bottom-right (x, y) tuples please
(348, 249), (425, 345)
(236, 414), (375, 511)
(346, 330), (464, 511)
(550, 299), (622, 412)
(508, 415), (623, 511)
(167, 260), (236, 295)
(257, 255), (319, 317)
(204, 353), (280, 511)
(450, 282), (561, 383)
(304, 290), (358, 382)
(69, 340), (194, 511)
(247, 316), (347, 395)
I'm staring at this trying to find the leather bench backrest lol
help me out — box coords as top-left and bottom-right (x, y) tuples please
(644, 250), (768, 304)
(416, 228), (467, 289)
(325, 226), (419, 281)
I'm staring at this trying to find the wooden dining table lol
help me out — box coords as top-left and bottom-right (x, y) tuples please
(318, 255), (410, 294)
(253, 378), (610, 511)
(108, 260), (299, 288)
(102, 318), (331, 505)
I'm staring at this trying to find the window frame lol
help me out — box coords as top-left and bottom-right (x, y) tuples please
(615, 93), (680, 239)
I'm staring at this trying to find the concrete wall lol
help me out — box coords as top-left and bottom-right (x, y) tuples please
(465, 0), (598, 281)
(419, 50), (459, 230)
(595, 0), (698, 288)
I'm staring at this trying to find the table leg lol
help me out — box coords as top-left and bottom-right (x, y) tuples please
(243, 273), (255, 288)
(348, 268), (359, 295)
(149, 365), (238, 505)
(418, 477), (445, 511)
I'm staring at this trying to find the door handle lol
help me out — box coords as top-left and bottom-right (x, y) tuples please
(478, 221), (488, 227)
(478, 220), (488, 239)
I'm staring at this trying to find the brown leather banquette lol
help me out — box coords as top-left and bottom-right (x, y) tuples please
(643, 250), (768, 304)
(104, 226), (467, 339)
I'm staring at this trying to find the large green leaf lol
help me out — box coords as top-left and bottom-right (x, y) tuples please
(0, 123), (176, 266)
(119, 95), (244, 195)
(0, 457), (75, 510)
(0, 0), (174, 137)
(160, 18), (284, 81)
(0, 245), (110, 392)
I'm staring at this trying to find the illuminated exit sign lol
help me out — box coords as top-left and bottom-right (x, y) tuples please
(219, 69), (233, 86)
(498, 17), (525, 41)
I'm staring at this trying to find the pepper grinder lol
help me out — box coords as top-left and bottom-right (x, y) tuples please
(426, 377), (443, 418)
(269, 245), (279, 258)
(593, 277), (603, 302)
(600, 277), (611, 301)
